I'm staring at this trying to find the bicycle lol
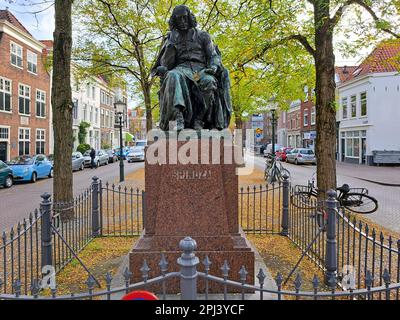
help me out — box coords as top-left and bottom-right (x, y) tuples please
(291, 175), (378, 214)
(264, 153), (291, 184)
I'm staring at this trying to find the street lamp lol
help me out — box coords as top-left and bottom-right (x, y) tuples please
(268, 97), (278, 159)
(114, 99), (126, 183)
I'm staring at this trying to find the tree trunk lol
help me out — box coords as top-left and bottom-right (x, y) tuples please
(52, 0), (74, 219)
(143, 83), (153, 131)
(314, 1), (337, 199)
(235, 115), (243, 129)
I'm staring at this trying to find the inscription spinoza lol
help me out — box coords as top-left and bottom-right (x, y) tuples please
(173, 169), (212, 180)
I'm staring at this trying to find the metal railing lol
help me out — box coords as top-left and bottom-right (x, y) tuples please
(1, 237), (399, 300)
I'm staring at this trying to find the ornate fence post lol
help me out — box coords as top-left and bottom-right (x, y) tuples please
(177, 237), (199, 300)
(40, 193), (53, 270)
(325, 190), (338, 284)
(91, 176), (100, 237)
(281, 174), (290, 236)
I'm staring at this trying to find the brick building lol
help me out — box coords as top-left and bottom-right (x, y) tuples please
(300, 90), (316, 150)
(0, 10), (50, 161)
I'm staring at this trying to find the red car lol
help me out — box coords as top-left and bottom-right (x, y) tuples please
(275, 147), (293, 161)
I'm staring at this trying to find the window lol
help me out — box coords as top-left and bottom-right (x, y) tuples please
(95, 108), (99, 124)
(342, 97), (348, 119)
(360, 92), (367, 116)
(86, 84), (90, 98)
(311, 107), (315, 125)
(0, 78), (12, 112)
(10, 42), (23, 68)
(105, 110), (109, 127)
(345, 131), (360, 158)
(101, 109), (105, 126)
(36, 129), (46, 154)
(36, 90), (46, 117)
(19, 84), (30, 115)
(92, 87), (95, 99)
(303, 109), (308, 126)
(90, 106), (93, 122)
(83, 104), (87, 121)
(72, 99), (78, 120)
(19, 128), (30, 156)
(350, 95), (356, 118)
(101, 91), (106, 104)
(0, 127), (9, 139)
(27, 51), (38, 74)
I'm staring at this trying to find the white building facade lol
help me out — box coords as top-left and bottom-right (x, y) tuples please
(337, 71), (400, 165)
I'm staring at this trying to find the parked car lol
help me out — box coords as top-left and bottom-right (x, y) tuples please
(135, 140), (147, 148)
(286, 148), (316, 165)
(115, 147), (130, 160)
(72, 152), (85, 171)
(276, 147), (293, 162)
(0, 160), (13, 188)
(127, 146), (145, 162)
(8, 155), (53, 183)
(105, 149), (118, 163)
(263, 144), (282, 157)
(83, 150), (109, 167)
(47, 154), (54, 166)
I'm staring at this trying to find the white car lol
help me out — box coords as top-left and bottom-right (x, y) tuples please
(127, 146), (145, 162)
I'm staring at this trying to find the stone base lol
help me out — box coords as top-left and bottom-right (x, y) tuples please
(129, 234), (255, 293)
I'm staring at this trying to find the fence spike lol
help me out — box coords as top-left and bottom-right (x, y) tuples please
(17, 222), (21, 234)
(294, 274), (302, 291)
(123, 267), (133, 282)
(105, 272), (113, 286)
(86, 275), (95, 291)
(257, 268), (266, 286)
(202, 255), (211, 273)
(13, 279), (21, 297)
(29, 212), (33, 224)
(34, 209), (38, 219)
(240, 186), (243, 192)
(221, 260), (230, 277)
(380, 232), (384, 242)
(365, 270), (373, 288)
(397, 239), (400, 249)
(30, 279), (40, 297)
(9, 227), (14, 239)
(383, 269), (391, 285)
(275, 273), (283, 287)
(312, 275), (319, 289)
(388, 236), (393, 245)
(2, 231), (6, 244)
(159, 254), (168, 273)
(140, 260), (150, 281)
(372, 228), (376, 238)
(365, 224), (369, 234)
(239, 266), (248, 283)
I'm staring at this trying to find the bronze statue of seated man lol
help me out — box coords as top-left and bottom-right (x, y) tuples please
(152, 5), (232, 131)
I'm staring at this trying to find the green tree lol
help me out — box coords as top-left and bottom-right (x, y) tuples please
(227, 0), (400, 196)
(78, 121), (91, 145)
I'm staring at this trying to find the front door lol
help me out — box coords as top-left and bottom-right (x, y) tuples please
(341, 139), (345, 162)
(0, 142), (7, 162)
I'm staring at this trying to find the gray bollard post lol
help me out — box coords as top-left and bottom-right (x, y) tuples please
(40, 193), (53, 271)
(281, 174), (290, 236)
(325, 189), (338, 285)
(91, 176), (100, 237)
(177, 237), (199, 300)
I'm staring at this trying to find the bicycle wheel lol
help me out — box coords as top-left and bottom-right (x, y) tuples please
(342, 193), (378, 214)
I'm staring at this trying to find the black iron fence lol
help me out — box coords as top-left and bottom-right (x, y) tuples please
(1, 237), (399, 300)
(1, 175), (400, 299)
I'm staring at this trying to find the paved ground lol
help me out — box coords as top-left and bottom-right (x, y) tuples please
(0, 161), (144, 232)
(250, 153), (400, 233)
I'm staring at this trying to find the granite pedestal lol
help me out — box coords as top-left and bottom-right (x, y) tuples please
(129, 135), (255, 293)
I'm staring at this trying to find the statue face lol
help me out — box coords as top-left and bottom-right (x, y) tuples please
(174, 9), (190, 31)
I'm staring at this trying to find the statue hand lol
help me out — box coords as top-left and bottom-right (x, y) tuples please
(157, 66), (168, 76)
(204, 66), (218, 75)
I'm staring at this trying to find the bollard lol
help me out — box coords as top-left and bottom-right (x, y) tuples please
(324, 189), (338, 285)
(177, 237), (199, 300)
(91, 176), (100, 237)
(281, 174), (290, 236)
(40, 193), (53, 270)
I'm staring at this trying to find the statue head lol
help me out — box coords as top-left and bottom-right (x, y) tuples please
(169, 5), (197, 31)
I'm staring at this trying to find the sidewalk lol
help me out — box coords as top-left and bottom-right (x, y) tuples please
(337, 162), (400, 186)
